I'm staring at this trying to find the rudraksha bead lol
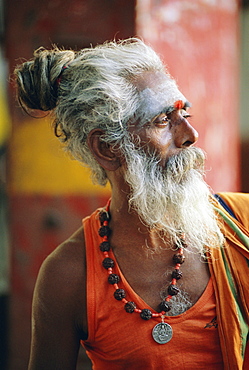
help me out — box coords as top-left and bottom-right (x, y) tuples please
(108, 273), (120, 285)
(168, 284), (180, 296)
(99, 210), (110, 224)
(98, 225), (111, 237)
(140, 308), (152, 320)
(172, 253), (185, 264)
(102, 257), (114, 269)
(114, 288), (126, 301)
(172, 269), (183, 280)
(124, 301), (136, 313)
(158, 301), (171, 312)
(99, 241), (111, 252)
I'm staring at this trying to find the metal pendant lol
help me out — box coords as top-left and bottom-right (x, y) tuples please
(152, 322), (173, 344)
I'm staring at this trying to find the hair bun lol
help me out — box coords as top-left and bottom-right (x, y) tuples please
(14, 47), (75, 112)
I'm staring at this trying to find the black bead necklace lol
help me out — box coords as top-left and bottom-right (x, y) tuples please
(98, 200), (187, 344)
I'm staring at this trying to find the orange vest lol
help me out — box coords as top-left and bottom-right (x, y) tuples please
(81, 192), (249, 369)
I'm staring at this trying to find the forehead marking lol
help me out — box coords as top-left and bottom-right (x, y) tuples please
(174, 100), (184, 110)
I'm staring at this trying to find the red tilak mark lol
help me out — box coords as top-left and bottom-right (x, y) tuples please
(174, 100), (184, 110)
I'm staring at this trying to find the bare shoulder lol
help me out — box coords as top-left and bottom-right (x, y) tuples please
(28, 226), (88, 368)
(41, 226), (86, 278)
(38, 226), (86, 292)
(33, 226), (87, 338)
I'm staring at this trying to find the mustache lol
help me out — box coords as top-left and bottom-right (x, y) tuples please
(164, 147), (206, 180)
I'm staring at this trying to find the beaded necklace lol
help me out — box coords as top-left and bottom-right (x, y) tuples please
(98, 200), (187, 344)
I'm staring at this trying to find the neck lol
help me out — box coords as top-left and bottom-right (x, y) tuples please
(108, 191), (173, 254)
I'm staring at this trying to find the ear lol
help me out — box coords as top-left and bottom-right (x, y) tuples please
(87, 129), (121, 171)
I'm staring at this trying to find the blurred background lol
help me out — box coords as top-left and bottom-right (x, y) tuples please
(0, 0), (249, 369)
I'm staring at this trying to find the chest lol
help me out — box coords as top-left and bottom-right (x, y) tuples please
(111, 244), (210, 313)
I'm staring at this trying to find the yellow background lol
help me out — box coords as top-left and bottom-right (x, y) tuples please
(9, 117), (111, 196)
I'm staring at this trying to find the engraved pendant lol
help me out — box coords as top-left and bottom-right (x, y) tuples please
(152, 322), (173, 344)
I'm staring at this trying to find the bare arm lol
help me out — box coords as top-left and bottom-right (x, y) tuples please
(28, 228), (87, 370)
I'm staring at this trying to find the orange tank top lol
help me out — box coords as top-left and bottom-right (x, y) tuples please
(81, 207), (224, 369)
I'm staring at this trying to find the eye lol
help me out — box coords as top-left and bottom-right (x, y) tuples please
(152, 113), (170, 127)
(180, 109), (192, 119)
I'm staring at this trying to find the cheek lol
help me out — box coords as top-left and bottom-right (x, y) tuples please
(146, 139), (173, 169)
(151, 135), (180, 168)
(129, 126), (173, 158)
(150, 131), (173, 155)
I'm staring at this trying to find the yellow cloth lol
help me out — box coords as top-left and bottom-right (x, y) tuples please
(210, 192), (249, 369)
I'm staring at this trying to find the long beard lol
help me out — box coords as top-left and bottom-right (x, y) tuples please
(123, 144), (224, 256)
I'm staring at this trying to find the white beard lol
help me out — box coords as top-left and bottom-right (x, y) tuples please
(123, 142), (224, 257)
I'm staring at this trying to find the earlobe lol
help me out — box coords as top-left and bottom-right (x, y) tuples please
(87, 129), (121, 171)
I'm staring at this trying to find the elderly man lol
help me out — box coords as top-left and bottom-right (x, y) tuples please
(14, 38), (248, 369)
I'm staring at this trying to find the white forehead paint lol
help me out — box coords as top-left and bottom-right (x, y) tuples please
(136, 79), (187, 125)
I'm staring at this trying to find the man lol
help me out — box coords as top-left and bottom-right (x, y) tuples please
(14, 38), (249, 369)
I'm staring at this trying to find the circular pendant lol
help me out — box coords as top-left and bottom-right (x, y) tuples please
(152, 322), (173, 344)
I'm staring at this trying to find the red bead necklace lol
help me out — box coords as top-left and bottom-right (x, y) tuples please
(98, 200), (187, 343)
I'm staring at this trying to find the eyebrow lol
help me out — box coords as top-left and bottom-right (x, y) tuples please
(131, 100), (192, 128)
(157, 100), (192, 116)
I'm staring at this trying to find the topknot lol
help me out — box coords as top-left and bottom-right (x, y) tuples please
(14, 46), (75, 112)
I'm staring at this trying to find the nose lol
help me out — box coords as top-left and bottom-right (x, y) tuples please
(173, 117), (199, 148)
